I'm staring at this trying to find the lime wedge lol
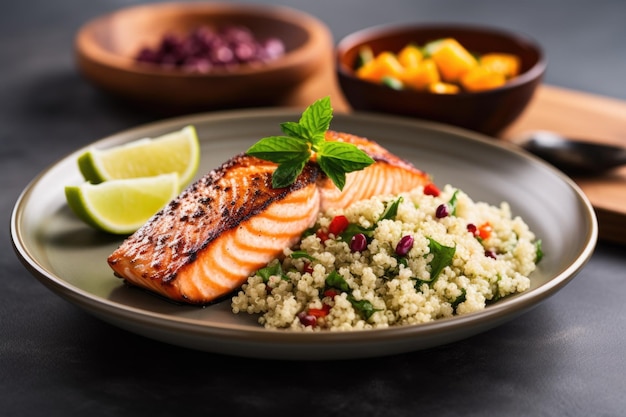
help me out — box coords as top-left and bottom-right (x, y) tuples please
(65, 173), (179, 234)
(77, 125), (200, 189)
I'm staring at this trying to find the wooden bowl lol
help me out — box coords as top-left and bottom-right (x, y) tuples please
(75, 2), (333, 113)
(336, 23), (546, 136)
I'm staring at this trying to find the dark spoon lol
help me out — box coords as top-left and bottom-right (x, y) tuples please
(516, 130), (626, 176)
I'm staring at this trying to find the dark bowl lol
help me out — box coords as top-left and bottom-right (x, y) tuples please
(336, 23), (546, 136)
(75, 2), (333, 114)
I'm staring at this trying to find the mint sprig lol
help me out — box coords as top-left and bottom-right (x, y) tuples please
(246, 96), (375, 190)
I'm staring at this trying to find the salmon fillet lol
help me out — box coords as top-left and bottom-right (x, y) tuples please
(318, 131), (429, 210)
(107, 131), (430, 305)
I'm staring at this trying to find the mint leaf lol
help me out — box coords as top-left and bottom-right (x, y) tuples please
(245, 96), (374, 189)
(272, 158), (308, 189)
(280, 121), (306, 139)
(338, 196), (402, 244)
(317, 142), (375, 190)
(413, 238), (456, 290)
(427, 237), (456, 281)
(318, 141), (375, 171)
(290, 250), (317, 261)
(246, 136), (310, 163)
(317, 156), (347, 190)
(325, 271), (351, 293)
(450, 288), (467, 313)
(448, 190), (459, 216)
(300, 96), (332, 146)
(347, 295), (380, 320)
(324, 270), (379, 321)
(256, 262), (284, 282)
(379, 196), (403, 221)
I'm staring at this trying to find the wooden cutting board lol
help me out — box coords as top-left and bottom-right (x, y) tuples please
(281, 67), (626, 244)
(501, 85), (626, 245)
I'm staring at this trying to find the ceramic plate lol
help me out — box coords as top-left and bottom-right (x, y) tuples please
(11, 110), (597, 360)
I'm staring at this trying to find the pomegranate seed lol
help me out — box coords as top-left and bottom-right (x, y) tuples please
(423, 183), (440, 197)
(350, 233), (367, 252)
(297, 311), (317, 327)
(323, 289), (339, 298)
(134, 25), (286, 72)
(436, 204), (449, 218)
(328, 215), (349, 235)
(467, 223), (478, 235)
(395, 235), (414, 256)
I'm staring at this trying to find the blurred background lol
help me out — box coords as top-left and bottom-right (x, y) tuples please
(4, 0), (625, 101)
(2, 0), (624, 188)
(3, 0), (624, 193)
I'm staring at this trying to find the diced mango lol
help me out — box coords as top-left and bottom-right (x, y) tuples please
(460, 66), (506, 92)
(374, 52), (405, 78)
(429, 82), (460, 94)
(401, 58), (440, 90)
(431, 38), (478, 83)
(356, 51), (404, 83)
(356, 60), (385, 83)
(480, 53), (521, 78)
(353, 38), (522, 94)
(397, 44), (423, 69)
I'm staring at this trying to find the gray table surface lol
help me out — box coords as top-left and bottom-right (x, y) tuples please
(2, 1), (625, 416)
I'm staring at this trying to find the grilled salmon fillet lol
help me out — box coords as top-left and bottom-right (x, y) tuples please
(319, 131), (429, 210)
(107, 131), (429, 305)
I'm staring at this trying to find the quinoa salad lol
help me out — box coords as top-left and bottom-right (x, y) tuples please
(231, 183), (543, 331)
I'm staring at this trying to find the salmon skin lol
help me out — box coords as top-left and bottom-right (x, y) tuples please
(107, 131), (429, 305)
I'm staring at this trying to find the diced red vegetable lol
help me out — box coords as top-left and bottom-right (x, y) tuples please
(308, 304), (331, 318)
(477, 222), (493, 240)
(328, 215), (349, 235)
(423, 183), (441, 197)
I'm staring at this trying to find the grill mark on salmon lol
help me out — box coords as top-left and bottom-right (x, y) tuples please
(108, 131), (430, 305)
(108, 153), (320, 304)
